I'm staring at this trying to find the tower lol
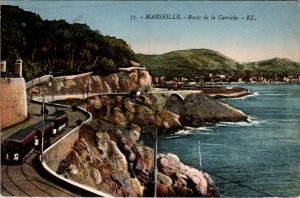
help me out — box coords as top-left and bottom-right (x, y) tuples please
(15, 59), (23, 77)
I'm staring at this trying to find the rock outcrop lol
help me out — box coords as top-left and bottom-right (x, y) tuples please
(27, 68), (152, 97)
(86, 95), (183, 131)
(57, 124), (218, 197)
(166, 93), (248, 127)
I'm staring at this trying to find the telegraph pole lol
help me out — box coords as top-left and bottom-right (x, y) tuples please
(51, 76), (54, 101)
(198, 140), (203, 172)
(154, 127), (158, 197)
(41, 94), (45, 160)
(153, 109), (158, 197)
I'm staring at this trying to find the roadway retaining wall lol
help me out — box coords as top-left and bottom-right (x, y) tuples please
(33, 100), (111, 197)
(26, 73), (93, 89)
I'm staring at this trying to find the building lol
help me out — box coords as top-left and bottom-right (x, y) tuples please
(1, 59), (28, 129)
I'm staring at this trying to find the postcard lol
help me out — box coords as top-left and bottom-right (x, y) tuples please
(1, 1), (299, 197)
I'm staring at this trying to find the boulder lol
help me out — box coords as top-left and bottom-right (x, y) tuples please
(128, 125), (141, 143)
(64, 79), (77, 89)
(88, 96), (102, 110)
(175, 93), (248, 127)
(91, 167), (102, 185)
(137, 69), (152, 91)
(133, 104), (155, 127)
(124, 98), (135, 113)
(156, 110), (182, 130)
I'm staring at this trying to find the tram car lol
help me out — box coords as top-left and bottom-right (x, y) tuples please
(2, 110), (68, 164)
(2, 121), (54, 164)
(45, 110), (68, 135)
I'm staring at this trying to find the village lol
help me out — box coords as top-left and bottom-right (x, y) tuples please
(152, 73), (300, 89)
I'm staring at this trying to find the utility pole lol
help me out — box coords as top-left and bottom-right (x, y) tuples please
(82, 78), (85, 100)
(153, 109), (158, 197)
(41, 94), (45, 160)
(198, 140), (202, 172)
(87, 77), (89, 112)
(87, 77), (89, 99)
(51, 76), (54, 101)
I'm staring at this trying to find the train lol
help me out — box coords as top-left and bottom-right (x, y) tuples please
(2, 110), (68, 164)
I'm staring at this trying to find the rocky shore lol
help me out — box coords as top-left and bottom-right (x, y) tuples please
(57, 123), (219, 197)
(180, 86), (252, 99)
(166, 93), (248, 127)
(72, 92), (248, 130)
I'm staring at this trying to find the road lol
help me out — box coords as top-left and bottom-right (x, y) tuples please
(1, 103), (91, 197)
(32, 89), (202, 102)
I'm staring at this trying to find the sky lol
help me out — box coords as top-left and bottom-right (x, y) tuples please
(3, 1), (300, 63)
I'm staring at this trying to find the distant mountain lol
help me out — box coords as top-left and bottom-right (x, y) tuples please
(136, 49), (244, 79)
(245, 57), (300, 77)
(136, 49), (300, 79)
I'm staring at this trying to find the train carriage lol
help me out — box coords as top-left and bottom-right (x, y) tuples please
(2, 121), (54, 164)
(2, 127), (39, 164)
(45, 110), (68, 135)
(31, 121), (55, 149)
(2, 110), (68, 164)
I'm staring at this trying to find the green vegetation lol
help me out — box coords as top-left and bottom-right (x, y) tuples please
(246, 57), (300, 78)
(1, 5), (136, 80)
(136, 49), (244, 79)
(136, 49), (300, 79)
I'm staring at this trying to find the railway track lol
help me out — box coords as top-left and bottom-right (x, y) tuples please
(1, 151), (78, 197)
(1, 103), (88, 197)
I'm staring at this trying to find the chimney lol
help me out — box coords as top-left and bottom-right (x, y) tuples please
(15, 59), (23, 77)
(1, 60), (6, 73)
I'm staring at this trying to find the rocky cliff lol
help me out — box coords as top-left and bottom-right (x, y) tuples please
(27, 68), (152, 96)
(57, 124), (218, 197)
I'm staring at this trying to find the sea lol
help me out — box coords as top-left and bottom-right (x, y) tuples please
(144, 84), (300, 197)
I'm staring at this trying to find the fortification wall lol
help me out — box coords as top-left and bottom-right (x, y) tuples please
(1, 77), (28, 129)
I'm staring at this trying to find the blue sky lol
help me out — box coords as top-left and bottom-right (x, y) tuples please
(3, 1), (300, 62)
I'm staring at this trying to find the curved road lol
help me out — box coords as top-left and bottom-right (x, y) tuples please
(1, 104), (89, 197)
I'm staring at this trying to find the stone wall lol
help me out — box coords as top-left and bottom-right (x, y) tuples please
(43, 124), (80, 171)
(1, 77), (27, 129)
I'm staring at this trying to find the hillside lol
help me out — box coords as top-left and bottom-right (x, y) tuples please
(1, 5), (136, 80)
(136, 49), (244, 79)
(136, 49), (300, 79)
(245, 57), (300, 77)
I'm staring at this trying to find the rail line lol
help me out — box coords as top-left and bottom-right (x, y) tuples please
(21, 155), (77, 196)
(1, 103), (86, 197)
(1, 146), (79, 197)
(5, 165), (31, 196)
(1, 182), (13, 196)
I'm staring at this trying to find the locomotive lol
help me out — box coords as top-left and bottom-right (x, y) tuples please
(2, 110), (68, 164)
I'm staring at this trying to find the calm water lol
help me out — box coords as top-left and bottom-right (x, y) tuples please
(146, 84), (300, 197)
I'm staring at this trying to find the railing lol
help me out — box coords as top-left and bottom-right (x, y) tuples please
(32, 97), (112, 197)
(26, 72), (93, 89)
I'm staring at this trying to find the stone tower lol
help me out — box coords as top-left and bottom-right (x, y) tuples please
(0, 59), (28, 129)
